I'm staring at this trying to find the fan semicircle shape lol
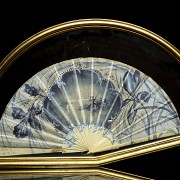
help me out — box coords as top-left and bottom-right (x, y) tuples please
(0, 57), (179, 156)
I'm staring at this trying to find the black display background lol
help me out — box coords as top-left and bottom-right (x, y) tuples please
(0, 3), (179, 180)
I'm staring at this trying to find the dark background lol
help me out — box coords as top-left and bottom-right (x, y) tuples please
(0, 3), (179, 180)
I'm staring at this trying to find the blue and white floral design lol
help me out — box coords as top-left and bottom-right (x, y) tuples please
(0, 57), (179, 156)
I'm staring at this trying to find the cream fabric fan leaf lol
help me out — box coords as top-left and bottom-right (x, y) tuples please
(0, 57), (179, 156)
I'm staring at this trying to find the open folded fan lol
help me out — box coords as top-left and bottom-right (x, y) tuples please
(0, 57), (179, 156)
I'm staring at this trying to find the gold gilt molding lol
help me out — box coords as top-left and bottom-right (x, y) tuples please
(0, 167), (153, 180)
(0, 135), (179, 168)
(0, 18), (179, 77)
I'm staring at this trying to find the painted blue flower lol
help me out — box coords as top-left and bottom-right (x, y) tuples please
(123, 70), (141, 95)
(24, 84), (39, 96)
(137, 91), (151, 103)
(12, 107), (26, 119)
(13, 120), (29, 138)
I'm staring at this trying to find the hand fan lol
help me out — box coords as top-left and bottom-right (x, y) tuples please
(0, 19), (179, 169)
(0, 57), (179, 156)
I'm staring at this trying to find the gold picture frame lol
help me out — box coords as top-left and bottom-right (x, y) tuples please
(0, 167), (153, 180)
(0, 18), (179, 169)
